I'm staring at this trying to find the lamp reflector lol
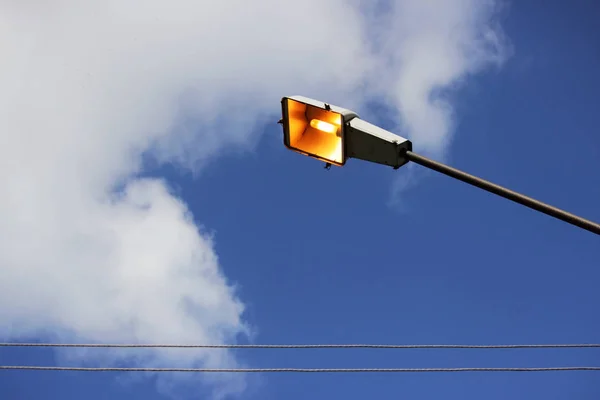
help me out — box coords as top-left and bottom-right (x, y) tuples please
(282, 98), (344, 165)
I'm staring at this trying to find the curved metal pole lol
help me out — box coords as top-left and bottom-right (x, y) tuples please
(404, 151), (600, 236)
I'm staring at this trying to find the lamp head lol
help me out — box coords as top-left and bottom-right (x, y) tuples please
(280, 95), (412, 169)
(281, 96), (358, 166)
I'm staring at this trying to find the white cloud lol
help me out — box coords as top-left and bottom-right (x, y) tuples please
(365, 0), (509, 157)
(362, 0), (510, 200)
(0, 0), (508, 398)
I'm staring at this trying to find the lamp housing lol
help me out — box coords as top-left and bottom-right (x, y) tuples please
(281, 95), (412, 169)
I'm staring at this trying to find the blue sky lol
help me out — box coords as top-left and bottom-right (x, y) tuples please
(1, 0), (599, 399)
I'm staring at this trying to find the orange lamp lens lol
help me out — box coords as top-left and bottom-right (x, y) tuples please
(282, 98), (345, 165)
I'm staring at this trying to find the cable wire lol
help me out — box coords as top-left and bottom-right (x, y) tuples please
(1, 366), (599, 373)
(1, 343), (600, 349)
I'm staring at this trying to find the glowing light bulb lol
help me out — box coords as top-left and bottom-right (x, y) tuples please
(310, 119), (338, 135)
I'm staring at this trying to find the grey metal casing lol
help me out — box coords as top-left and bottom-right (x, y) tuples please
(345, 118), (412, 169)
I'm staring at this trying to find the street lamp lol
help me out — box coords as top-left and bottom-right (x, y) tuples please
(279, 95), (600, 235)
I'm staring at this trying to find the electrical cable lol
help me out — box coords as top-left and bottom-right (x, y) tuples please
(2, 366), (599, 373)
(2, 343), (600, 349)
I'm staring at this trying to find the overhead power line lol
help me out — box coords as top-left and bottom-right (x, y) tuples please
(1, 366), (599, 373)
(1, 343), (600, 349)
